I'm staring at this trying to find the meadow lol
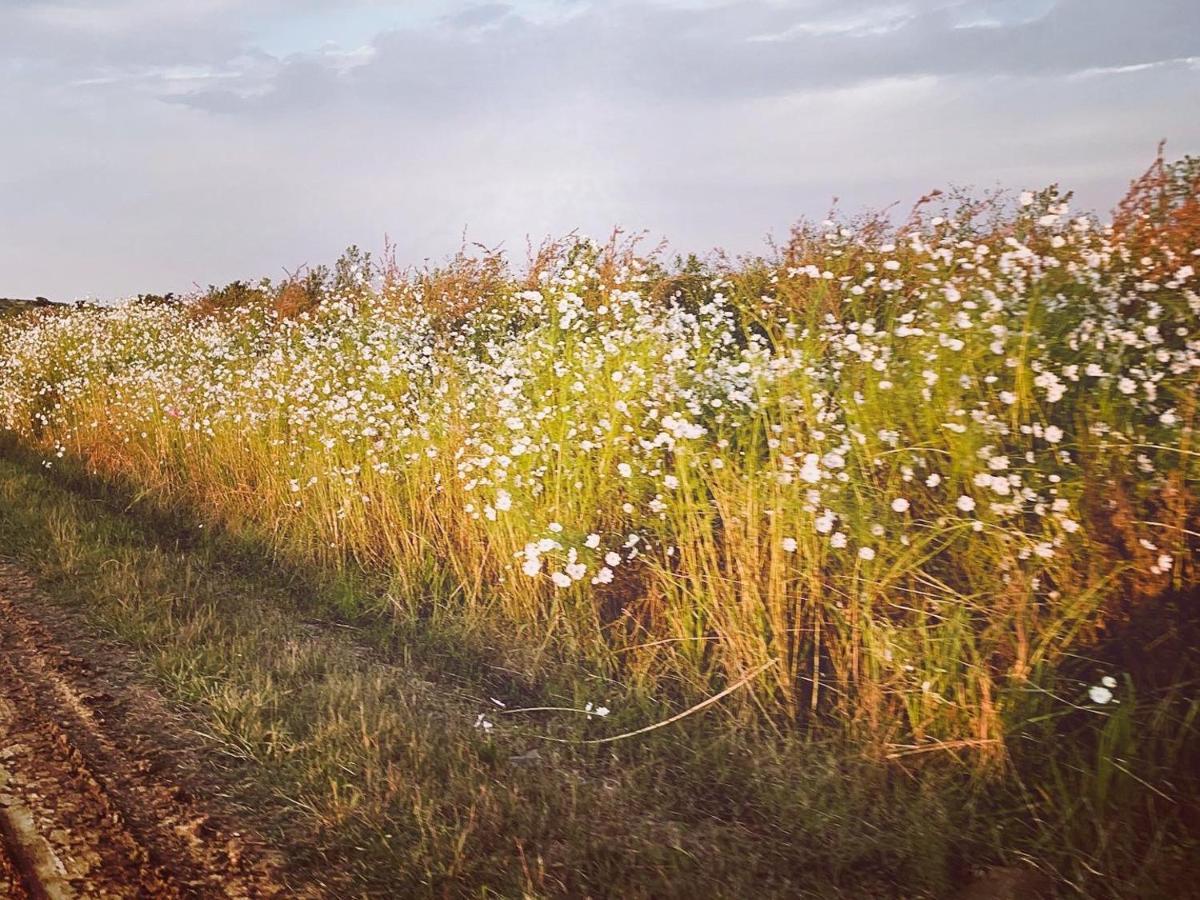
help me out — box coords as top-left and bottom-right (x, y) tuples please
(1, 156), (1198, 895)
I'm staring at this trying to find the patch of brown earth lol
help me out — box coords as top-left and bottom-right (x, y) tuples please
(0, 561), (304, 898)
(1, 833), (32, 898)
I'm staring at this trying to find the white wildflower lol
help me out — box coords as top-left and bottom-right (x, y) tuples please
(1088, 685), (1113, 705)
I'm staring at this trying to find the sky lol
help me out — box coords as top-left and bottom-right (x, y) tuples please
(1, 0), (1198, 301)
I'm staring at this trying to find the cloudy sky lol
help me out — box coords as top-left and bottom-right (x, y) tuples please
(2, 0), (1198, 300)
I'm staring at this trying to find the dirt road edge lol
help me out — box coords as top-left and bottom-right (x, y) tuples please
(0, 744), (73, 899)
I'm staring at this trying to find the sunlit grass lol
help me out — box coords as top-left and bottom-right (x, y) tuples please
(1, 157), (1197, 766)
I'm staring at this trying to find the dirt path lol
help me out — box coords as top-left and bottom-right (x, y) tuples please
(0, 561), (297, 898)
(1, 836), (32, 899)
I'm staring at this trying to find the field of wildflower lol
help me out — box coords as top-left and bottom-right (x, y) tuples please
(1, 156), (1197, 781)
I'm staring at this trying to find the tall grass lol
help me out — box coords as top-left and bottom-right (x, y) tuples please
(2, 157), (1197, 765)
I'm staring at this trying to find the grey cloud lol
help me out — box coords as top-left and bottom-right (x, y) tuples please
(161, 0), (1200, 118)
(0, 3), (250, 70)
(444, 3), (514, 30)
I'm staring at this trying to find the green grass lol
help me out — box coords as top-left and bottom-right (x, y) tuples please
(1, 441), (1197, 897)
(1, 160), (1198, 895)
(0, 444), (973, 897)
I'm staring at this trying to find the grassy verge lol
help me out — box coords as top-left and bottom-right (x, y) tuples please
(1, 157), (1197, 894)
(2, 439), (1197, 898)
(0, 444), (983, 898)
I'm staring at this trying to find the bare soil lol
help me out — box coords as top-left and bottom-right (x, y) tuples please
(1, 837), (32, 898)
(0, 561), (299, 898)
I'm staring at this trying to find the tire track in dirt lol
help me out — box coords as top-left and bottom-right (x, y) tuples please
(1, 834), (33, 898)
(0, 560), (299, 898)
